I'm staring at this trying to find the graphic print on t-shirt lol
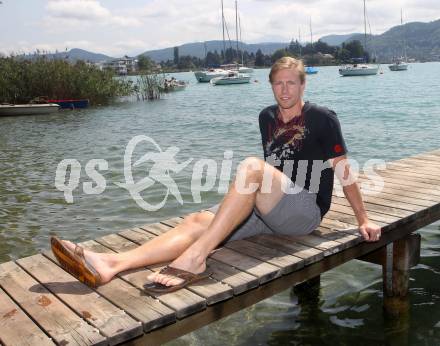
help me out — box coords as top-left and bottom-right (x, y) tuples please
(265, 109), (308, 161)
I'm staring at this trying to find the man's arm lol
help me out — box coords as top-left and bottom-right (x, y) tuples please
(330, 155), (382, 242)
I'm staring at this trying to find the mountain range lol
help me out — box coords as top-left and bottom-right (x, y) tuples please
(21, 19), (440, 63)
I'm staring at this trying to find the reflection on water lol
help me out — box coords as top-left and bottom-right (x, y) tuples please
(1, 63), (440, 345)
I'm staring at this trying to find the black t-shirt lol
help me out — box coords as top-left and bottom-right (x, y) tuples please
(258, 101), (347, 217)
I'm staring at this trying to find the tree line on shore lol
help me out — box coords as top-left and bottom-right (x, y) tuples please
(141, 39), (369, 72)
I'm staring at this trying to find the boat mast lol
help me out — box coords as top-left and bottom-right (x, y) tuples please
(363, 0), (367, 61)
(221, 0), (226, 62)
(235, 0), (239, 64)
(298, 27), (302, 58)
(310, 17), (313, 46)
(239, 14), (244, 66)
(401, 8), (407, 61)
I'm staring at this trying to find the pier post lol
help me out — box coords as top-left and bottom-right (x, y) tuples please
(382, 234), (420, 317)
(292, 275), (321, 304)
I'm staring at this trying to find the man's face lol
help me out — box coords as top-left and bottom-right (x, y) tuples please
(271, 68), (305, 110)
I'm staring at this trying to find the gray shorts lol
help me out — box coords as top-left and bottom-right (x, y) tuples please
(208, 189), (322, 244)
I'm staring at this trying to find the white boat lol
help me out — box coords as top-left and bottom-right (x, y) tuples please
(210, 71), (251, 85)
(389, 60), (408, 71)
(389, 9), (409, 72)
(0, 103), (60, 116)
(339, 64), (379, 76)
(238, 66), (253, 74)
(338, 0), (379, 77)
(194, 69), (229, 83)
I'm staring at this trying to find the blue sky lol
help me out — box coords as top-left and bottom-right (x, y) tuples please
(1, 0), (439, 57)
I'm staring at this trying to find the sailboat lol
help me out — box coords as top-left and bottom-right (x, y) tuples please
(389, 9), (409, 71)
(305, 17), (318, 75)
(194, 1), (229, 82)
(339, 0), (379, 76)
(210, 0), (250, 85)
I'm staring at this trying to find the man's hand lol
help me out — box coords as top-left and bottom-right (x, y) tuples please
(359, 220), (382, 242)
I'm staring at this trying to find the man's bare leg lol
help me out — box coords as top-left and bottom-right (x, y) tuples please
(151, 157), (291, 287)
(60, 211), (214, 284)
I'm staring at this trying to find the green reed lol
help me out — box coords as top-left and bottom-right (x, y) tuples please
(0, 56), (133, 105)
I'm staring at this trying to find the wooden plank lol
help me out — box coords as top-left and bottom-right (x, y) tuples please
(118, 228), (156, 243)
(160, 217), (184, 228)
(329, 202), (399, 224)
(285, 234), (345, 256)
(205, 258), (259, 295)
(247, 234), (325, 265)
(17, 254), (143, 345)
(352, 186), (435, 208)
(210, 247), (281, 284)
(0, 261), (106, 346)
(96, 233), (233, 306)
(358, 177), (440, 203)
(140, 223), (172, 235)
(312, 228), (361, 248)
(225, 239), (304, 274)
(380, 168), (440, 184)
(366, 173), (440, 194)
(75, 241), (176, 333)
(118, 226), (256, 296)
(386, 162), (440, 178)
(79, 240), (207, 319)
(332, 194), (423, 213)
(0, 288), (55, 346)
(120, 268), (206, 319)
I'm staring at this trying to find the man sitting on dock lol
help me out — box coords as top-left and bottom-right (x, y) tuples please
(51, 57), (382, 292)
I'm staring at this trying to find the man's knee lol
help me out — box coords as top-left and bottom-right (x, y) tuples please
(182, 212), (212, 228)
(237, 156), (264, 182)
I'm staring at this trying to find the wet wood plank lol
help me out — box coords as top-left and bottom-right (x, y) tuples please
(17, 254), (143, 345)
(0, 261), (106, 346)
(0, 287), (55, 346)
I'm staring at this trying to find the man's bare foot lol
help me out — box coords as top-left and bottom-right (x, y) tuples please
(61, 240), (118, 284)
(147, 250), (207, 287)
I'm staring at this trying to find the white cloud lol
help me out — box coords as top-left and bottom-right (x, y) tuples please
(45, 0), (141, 27)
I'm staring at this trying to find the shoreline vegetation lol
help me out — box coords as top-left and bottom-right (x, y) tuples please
(0, 56), (167, 105)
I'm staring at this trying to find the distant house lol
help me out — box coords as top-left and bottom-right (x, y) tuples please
(103, 56), (138, 75)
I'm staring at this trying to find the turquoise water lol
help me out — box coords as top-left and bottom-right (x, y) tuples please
(1, 63), (439, 344)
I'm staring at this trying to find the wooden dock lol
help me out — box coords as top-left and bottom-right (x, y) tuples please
(1, 149), (440, 345)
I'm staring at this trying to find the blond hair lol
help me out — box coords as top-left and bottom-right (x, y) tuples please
(269, 57), (306, 84)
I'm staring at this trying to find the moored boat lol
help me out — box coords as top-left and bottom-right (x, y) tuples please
(194, 69), (229, 83)
(0, 103), (60, 116)
(210, 71), (250, 85)
(339, 64), (380, 76)
(305, 66), (318, 74)
(388, 60), (409, 71)
(47, 99), (89, 109)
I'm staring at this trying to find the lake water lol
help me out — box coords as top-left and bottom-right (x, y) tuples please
(1, 63), (439, 345)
